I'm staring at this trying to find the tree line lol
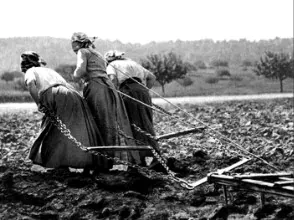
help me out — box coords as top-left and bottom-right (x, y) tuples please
(2, 50), (293, 94)
(0, 37), (292, 74)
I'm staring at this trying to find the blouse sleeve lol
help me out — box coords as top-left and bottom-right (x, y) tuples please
(106, 65), (116, 76)
(24, 68), (36, 86)
(74, 49), (88, 79)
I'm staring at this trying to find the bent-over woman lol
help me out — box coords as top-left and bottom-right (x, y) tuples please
(105, 51), (166, 172)
(71, 32), (140, 165)
(21, 51), (110, 170)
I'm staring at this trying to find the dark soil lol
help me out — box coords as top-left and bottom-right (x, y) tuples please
(0, 98), (293, 219)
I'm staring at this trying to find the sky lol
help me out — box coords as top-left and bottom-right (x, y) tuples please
(1, 0), (293, 44)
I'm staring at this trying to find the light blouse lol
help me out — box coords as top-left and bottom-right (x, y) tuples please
(106, 59), (153, 85)
(25, 67), (67, 95)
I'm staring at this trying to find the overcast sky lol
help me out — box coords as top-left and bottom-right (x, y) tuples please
(1, 0), (293, 44)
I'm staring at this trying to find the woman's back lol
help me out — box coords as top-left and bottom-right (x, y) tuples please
(25, 67), (67, 93)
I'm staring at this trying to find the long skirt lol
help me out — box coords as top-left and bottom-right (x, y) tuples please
(28, 84), (111, 169)
(83, 77), (141, 164)
(120, 79), (160, 163)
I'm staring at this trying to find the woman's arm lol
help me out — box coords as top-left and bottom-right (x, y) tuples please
(26, 81), (39, 104)
(106, 65), (119, 88)
(108, 74), (119, 89)
(24, 69), (39, 104)
(73, 50), (87, 81)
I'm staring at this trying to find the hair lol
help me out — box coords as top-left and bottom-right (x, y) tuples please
(71, 32), (96, 50)
(81, 40), (95, 49)
(20, 51), (46, 73)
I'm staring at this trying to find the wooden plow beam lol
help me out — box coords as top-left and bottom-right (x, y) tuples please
(86, 146), (152, 151)
(155, 127), (205, 141)
(207, 172), (294, 206)
(85, 126), (205, 152)
(188, 158), (251, 188)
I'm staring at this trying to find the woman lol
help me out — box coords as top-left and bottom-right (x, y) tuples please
(105, 51), (166, 172)
(71, 32), (140, 165)
(21, 51), (110, 170)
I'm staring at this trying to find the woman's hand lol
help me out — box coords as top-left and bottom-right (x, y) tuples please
(37, 103), (46, 113)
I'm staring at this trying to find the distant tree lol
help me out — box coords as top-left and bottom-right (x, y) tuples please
(1, 71), (22, 83)
(141, 52), (188, 94)
(254, 51), (293, 92)
(216, 69), (231, 78)
(205, 76), (219, 84)
(177, 76), (194, 87)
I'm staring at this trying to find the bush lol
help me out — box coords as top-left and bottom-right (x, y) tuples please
(230, 75), (243, 82)
(216, 69), (231, 78)
(0, 91), (32, 103)
(177, 76), (194, 87)
(211, 59), (229, 67)
(185, 62), (197, 71)
(242, 59), (254, 67)
(1, 71), (22, 83)
(194, 60), (207, 69)
(13, 77), (27, 91)
(205, 76), (219, 84)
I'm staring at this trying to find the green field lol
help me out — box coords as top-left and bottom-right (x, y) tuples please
(0, 66), (293, 103)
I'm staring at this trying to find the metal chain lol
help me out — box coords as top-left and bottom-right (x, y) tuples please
(117, 124), (195, 189)
(131, 124), (157, 140)
(117, 125), (171, 173)
(40, 106), (194, 189)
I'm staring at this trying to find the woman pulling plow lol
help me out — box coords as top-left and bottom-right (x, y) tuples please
(20, 51), (111, 172)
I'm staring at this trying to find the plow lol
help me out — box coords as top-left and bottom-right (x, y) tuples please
(29, 62), (294, 206)
(41, 99), (294, 204)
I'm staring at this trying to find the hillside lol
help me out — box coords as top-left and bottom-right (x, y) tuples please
(0, 37), (293, 74)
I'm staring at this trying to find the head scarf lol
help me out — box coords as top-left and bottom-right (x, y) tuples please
(104, 50), (125, 62)
(71, 32), (96, 49)
(20, 51), (46, 73)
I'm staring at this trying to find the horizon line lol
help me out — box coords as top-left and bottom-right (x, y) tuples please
(0, 36), (293, 45)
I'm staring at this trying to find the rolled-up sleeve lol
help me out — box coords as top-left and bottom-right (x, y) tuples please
(74, 49), (87, 79)
(24, 68), (36, 86)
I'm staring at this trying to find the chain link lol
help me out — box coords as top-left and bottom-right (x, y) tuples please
(131, 124), (157, 140)
(118, 126), (194, 188)
(40, 106), (195, 189)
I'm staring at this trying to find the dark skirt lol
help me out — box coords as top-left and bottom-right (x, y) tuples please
(120, 79), (160, 158)
(28, 84), (111, 169)
(83, 77), (141, 164)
